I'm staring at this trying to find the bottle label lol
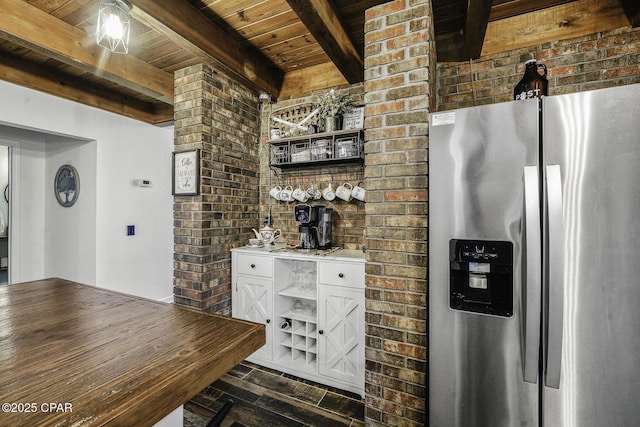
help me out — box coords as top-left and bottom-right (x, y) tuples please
(515, 87), (544, 100)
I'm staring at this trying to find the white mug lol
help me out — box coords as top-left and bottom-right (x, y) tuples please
(270, 128), (281, 139)
(351, 182), (366, 201)
(292, 186), (309, 202)
(336, 182), (353, 202)
(279, 185), (294, 202)
(269, 185), (282, 200)
(322, 183), (335, 201)
(306, 184), (322, 200)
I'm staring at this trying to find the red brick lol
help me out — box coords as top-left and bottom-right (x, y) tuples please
(366, 23), (407, 44)
(365, 0), (406, 20)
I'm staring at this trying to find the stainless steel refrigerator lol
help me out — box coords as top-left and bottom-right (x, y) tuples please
(428, 83), (640, 427)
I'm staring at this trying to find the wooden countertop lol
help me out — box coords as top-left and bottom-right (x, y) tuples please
(0, 278), (265, 426)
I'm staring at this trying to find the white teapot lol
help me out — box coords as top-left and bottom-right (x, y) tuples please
(252, 225), (282, 245)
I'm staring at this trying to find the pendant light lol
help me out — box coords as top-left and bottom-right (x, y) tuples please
(96, 0), (132, 54)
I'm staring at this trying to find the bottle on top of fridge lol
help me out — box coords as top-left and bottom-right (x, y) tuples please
(514, 59), (548, 100)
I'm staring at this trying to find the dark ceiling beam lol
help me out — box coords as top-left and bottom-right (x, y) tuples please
(462, 0), (493, 59)
(489, 0), (577, 21)
(433, 0), (492, 62)
(0, 0), (174, 104)
(285, 0), (364, 83)
(129, 0), (284, 97)
(618, 0), (640, 26)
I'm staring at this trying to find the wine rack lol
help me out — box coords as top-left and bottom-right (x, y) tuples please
(275, 259), (317, 373)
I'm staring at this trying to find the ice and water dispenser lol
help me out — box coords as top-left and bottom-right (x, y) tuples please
(449, 239), (513, 317)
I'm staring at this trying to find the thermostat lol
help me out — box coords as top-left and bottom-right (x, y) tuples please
(134, 179), (153, 187)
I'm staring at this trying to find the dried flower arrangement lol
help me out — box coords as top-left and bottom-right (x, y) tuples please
(313, 89), (354, 118)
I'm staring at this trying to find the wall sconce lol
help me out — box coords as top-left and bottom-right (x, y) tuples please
(96, 0), (132, 54)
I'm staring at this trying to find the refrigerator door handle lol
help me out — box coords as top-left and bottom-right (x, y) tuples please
(545, 164), (565, 389)
(523, 166), (542, 383)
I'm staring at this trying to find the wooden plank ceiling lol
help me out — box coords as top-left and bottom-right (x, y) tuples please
(0, 0), (636, 124)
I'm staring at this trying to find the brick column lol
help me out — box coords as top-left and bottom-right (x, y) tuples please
(363, 1), (435, 425)
(173, 64), (260, 314)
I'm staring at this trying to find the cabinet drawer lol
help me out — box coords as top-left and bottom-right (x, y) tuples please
(318, 261), (364, 288)
(236, 254), (273, 277)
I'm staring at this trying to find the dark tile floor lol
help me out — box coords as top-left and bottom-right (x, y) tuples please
(184, 361), (364, 427)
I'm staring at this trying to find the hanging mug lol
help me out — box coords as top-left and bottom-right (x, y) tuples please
(292, 185), (309, 203)
(336, 182), (353, 202)
(306, 184), (322, 200)
(269, 185), (282, 200)
(279, 185), (294, 202)
(322, 183), (336, 201)
(351, 182), (366, 201)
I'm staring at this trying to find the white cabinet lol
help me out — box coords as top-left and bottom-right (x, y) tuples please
(318, 286), (365, 387)
(318, 260), (365, 288)
(317, 261), (365, 390)
(232, 253), (274, 361)
(231, 248), (365, 397)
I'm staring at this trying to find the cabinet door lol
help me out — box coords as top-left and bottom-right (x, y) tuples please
(234, 275), (273, 361)
(318, 285), (364, 388)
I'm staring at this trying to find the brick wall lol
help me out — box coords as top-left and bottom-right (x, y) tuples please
(260, 2), (435, 424)
(259, 86), (366, 249)
(172, 8), (640, 427)
(437, 26), (640, 111)
(173, 64), (260, 314)
(363, 1), (434, 425)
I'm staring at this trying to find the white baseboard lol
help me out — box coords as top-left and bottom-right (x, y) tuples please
(157, 295), (174, 304)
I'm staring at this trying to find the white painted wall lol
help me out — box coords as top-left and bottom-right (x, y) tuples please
(45, 136), (97, 286)
(0, 80), (174, 301)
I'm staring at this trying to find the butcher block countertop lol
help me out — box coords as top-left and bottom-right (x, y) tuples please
(0, 278), (265, 426)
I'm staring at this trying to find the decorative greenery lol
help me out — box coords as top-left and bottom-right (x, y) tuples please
(313, 89), (354, 118)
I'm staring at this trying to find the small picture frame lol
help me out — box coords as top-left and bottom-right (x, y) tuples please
(342, 106), (364, 130)
(55, 164), (80, 207)
(172, 149), (200, 196)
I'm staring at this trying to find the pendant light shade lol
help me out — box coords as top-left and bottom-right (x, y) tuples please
(96, 0), (132, 54)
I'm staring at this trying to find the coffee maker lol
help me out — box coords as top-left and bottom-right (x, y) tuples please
(294, 204), (332, 249)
